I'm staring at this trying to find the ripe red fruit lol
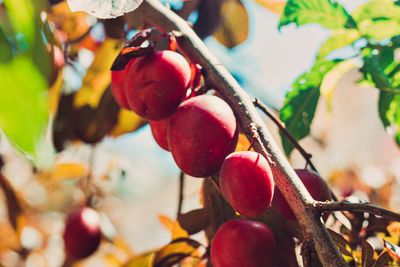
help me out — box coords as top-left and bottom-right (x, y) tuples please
(211, 220), (276, 267)
(272, 169), (331, 221)
(63, 207), (101, 260)
(111, 59), (135, 110)
(168, 95), (238, 177)
(220, 151), (274, 218)
(149, 118), (170, 151)
(125, 50), (191, 120)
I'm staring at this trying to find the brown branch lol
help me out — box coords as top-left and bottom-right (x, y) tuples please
(315, 201), (400, 222)
(133, 1), (349, 266)
(177, 172), (185, 216)
(252, 98), (318, 173)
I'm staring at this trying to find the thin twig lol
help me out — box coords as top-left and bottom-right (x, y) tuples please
(209, 176), (221, 194)
(252, 98), (317, 173)
(315, 201), (400, 222)
(177, 172), (185, 216)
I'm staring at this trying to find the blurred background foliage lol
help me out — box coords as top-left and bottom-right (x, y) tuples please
(0, 0), (400, 266)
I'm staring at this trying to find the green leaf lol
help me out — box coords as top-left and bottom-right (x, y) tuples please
(0, 27), (12, 62)
(279, 0), (354, 30)
(0, 57), (49, 161)
(280, 60), (338, 156)
(320, 59), (358, 110)
(317, 29), (361, 59)
(378, 92), (400, 146)
(359, 19), (400, 41)
(352, 0), (400, 23)
(379, 92), (395, 128)
(362, 49), (400, 94)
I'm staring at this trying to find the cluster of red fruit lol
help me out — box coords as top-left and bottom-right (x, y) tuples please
(108, 48), (333, 266)
(49, 46), (332, 265)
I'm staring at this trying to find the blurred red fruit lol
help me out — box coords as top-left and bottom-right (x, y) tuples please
(63, 207), (101, 260)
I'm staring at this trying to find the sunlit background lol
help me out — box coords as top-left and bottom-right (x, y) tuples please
(1, 0), (400, 266)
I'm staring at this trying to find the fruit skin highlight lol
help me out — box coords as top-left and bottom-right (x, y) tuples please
(168, 94), (238, 177)
(63, 207), (101, 260)
(211, 219), (277, 267)
(125, 50), (191, 121)
(111, 59), (135, 110)
(220, 151), (274, 218)
(149, 118), (170, 151)
(272, 169), (331, 221)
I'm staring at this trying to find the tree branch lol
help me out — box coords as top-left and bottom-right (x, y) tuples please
(132, 1), (349, 266)
(177, 172), (185, 216)
(315, 201), (400, 222)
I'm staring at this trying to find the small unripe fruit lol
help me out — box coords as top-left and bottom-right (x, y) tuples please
(111, 59), (135, 109)
(125, 50), (191, 120)
(149, 118), (170, 151)
(272, 169), (331, 221)
(168, 95), (238, 177)
(211, 220), (276, 267)
(220, 151), (274, 218)
(63, 207), (101, 260)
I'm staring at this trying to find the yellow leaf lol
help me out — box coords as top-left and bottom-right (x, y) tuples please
(123, 252), (155, 267)
(171, 220), (189, 239)
(214, 0), (249, 49)
(253, 0), (286, 14)
(320, 59), (358, 110)
(158, 214), (174, 233)
(113, 236), (135, 256)
(0, 223), (20, 252)
(158, 214), (188, 239)
(48, 69), (64, 115)
(108, 109), (147, 138)
(48, 1), (90, 41)
(74, 38), (123, 108)
(235, 133), (254, 152)
(153, 239), (198, 267)
(51, 163), (87, 181)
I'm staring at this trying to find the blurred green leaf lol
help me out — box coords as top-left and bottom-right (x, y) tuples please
(359, 19), (400, 41)
(317, 29), (360, 59)
(280, 60), (338, 156)
(378, 92), (395, 128)
(0, 57), (48, 160)
(3, 0), (36, 45)
(279, 0), (354, 30)
(320, 59), (358, 110)
(0, 27), (12, 62)
(352, 0), (400, 23)
(362, 48), (400, 94)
